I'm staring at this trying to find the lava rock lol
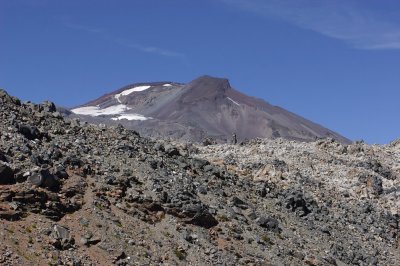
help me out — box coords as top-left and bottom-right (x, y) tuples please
(256, 216), (281, 233)
(153, 143), (165, 152)
(0, 163), (15, 185)
(231, 196), (249, 209)
(197, 186), (207, 195)
(165, 145), (180, 157)
(53, 166), (69, 179)
(52, 224), (70, 239)
(184, 205), (219, 229)
(27, 169), (60, 190)
(80, 234), (101, 247)
(187, 211), (218, 229)
(63, 156), (83, 167)
(0, 150), (7, 162)
(105, 176), (116, 185)
(41, 100), (57, 113)
(50, 149), (63, 160)
(367, 176), (383, 195)
(26, 173), (43, 186)
(191, 158), (209, 169)
(285, 191), (311, 216)
(18, 125), (41, 140)
(51, 224), (75, 250)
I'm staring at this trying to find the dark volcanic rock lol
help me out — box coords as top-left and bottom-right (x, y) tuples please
(0, 150), (7, 162)
(27, 169), (60, 190)
(0, 163), (14, 185)
(18, 124), (42, 140)
(231, 196), (249, 209)
(185, 208), (219, 229)
(285, 191), (312, 216)
(256, 216), (281, 233)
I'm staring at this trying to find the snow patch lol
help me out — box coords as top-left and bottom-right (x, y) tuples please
(111, 114), (150, 121)
(114, 85), (151, 103)
(227, 97), (240, 106)
(71, 104), (131, 116)
(71, 104), (151, 121)
(163, 84), (172, 87)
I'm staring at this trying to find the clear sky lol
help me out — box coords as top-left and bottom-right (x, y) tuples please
(1, 0), (399, 144)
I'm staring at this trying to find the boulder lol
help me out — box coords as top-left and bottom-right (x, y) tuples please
(27, 173), (43, 186)
(256, 216), (281, 233)
(0, 163), (15, 185)
(27, 169), (60, 190)
(187, 210), (219, 229)
(18, 125), (41, 140)
(165, 144), (180, 157)
(184, 204), (218, 229)
(41, 100), (56, 113)
(285, 191), (311, 216)
(51, 224), (75, 250)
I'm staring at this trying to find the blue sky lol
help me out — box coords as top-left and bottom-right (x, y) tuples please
(1, 0), (399, 144)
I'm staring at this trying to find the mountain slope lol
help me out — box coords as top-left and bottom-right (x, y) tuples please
(70, 75), (350, 143)
(0, 89), (398, 265)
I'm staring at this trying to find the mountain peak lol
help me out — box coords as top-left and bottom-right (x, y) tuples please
(190, 75), (231, 90)
(180, 75), (231, 103)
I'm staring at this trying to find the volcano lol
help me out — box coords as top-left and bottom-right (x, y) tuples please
(69, 75), (350, 144)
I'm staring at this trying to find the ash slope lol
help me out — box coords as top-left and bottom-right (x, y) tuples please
(70, 75), (350, 144)
(0, 89), (399, 265)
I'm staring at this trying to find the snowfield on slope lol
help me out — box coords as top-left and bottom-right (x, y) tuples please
(115, 85), (152, 103)
(111, 114), (150, 121)
(71, 104), (131, 116)
(71, 104), (151, 121)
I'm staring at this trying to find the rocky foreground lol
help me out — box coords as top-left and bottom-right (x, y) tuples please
(0, 89), (399, 265)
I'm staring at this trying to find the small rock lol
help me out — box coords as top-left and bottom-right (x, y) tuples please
(231, 196), (248, 209)
(256, 216), (281, 233)
(51, 224), (75, 250)
(197, 186), (207, 195)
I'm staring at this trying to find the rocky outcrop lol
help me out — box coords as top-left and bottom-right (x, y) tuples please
(195, 137), (400, 265)
(0, 89), (398, 265)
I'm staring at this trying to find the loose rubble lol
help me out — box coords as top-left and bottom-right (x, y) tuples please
(0, 89), (398, 265)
